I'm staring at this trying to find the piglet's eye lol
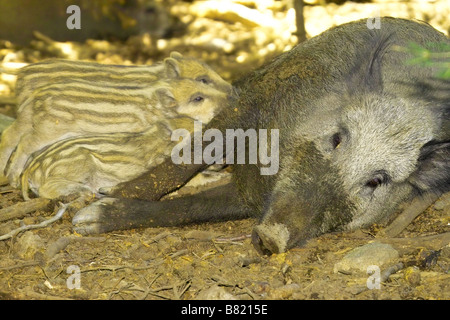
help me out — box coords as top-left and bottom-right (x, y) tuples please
(196, 76), (211, 84)
(191, 95), (205, 103)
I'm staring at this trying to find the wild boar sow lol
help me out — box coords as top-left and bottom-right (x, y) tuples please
(73, 18), (449, 254)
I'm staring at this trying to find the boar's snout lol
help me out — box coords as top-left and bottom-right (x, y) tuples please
(252, 223), (292, 255)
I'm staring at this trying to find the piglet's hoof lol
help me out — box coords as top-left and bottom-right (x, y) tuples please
(72, 198), (119, 235)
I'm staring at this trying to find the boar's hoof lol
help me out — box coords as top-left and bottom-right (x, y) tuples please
(252, 223), (290, 255)
(72, 198), (118, 235)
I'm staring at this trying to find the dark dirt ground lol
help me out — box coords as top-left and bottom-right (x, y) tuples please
(0, 183), (448, 300)
(0, 0), (449, 300)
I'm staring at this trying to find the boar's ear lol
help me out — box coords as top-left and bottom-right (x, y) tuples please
(156, 88), (177, 108)
(169, 51), (183, 60)
(164, 57), (181, 78)
(408, 140), (450, 195)
(346, 32), (394, 95)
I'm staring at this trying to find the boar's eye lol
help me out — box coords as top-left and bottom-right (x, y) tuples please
(196, 75), (212, 85)
(365, 171), (390, 189)
(331, 132), (342, 149)
(191, 93), (205, 103)
(366, 177), (382, 188)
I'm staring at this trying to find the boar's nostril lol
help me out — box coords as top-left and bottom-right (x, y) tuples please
(251, 224), (290, 255)
(251, 230), (274, 255)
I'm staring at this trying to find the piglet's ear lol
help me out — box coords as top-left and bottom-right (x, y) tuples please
(408, 140), (450, 195)
(169, 51), (183, 60)
(156, 88), (177, 108)
(164, 57), (181, 78)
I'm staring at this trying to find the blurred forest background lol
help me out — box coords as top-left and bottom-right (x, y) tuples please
(0, 0), (449, 119)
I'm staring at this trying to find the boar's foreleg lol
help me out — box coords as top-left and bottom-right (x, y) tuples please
(104, 158), (208, 201)
(72, 182), (254, 235)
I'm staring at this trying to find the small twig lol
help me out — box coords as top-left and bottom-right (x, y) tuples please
(383, 232), (450, 255)
(140, 231), (171, 247)
(145, 290), (172, 300)
(242, 287), (258, 300)
(168, 249), (188, 259)
(379, 194), (439, 238)
(107, 278), (133, 300)
(0, 260), (40, 271)
(212, 241), (224, 253)
(80, 264), (155, 273)
(210, 275), (236, 287)
(214, 234), (251, 242)
(352, 262), (405, 295)
(0, 202), (67, 241)
(0, 198), (51, 223)
(173, 279), (192, 300)
(136, 282), (176, 300)
(139, 273), (162, 300)
(380, 262), (404, 283)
